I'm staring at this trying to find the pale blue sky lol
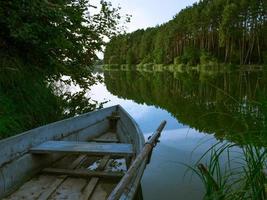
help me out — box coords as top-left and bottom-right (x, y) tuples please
(111, 0), (198, 32)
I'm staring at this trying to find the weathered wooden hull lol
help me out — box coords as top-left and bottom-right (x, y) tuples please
(0, 105), (145, 199)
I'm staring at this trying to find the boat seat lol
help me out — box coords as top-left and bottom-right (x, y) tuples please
(30, 141), (133, 156)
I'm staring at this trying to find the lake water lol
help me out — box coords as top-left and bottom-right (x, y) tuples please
(89, 67), (267, 200)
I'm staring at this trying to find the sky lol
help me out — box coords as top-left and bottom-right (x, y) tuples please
(110, 0), (198, 32)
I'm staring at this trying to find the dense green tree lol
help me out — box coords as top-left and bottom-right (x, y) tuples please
(0, 0), (125, 137)
(1, 0), (123, 85)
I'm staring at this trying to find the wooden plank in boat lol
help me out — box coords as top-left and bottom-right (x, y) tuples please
(90, 180), (118, 200)
(82, 178), (99, 200)
(37, 176), (66, 200)
(97, 155), (110, 171)
(81, 155), (110, 200)
(91, 132), (119, 143)
(37, 155), (87, 200)
(3, 175), (57, 200)
(42, 168), (124, 179)
(30, 141), (133, 156)
(4, 155), (87, 200)
(49, 177), (87, 200)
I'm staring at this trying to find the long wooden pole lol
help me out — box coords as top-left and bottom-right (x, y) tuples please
(107, 120), (167, 200)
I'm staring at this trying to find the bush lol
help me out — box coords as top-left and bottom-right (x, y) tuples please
(174, 47), (200, 65)
(200, 51), (218, 65)
(174, 56), (182, 65)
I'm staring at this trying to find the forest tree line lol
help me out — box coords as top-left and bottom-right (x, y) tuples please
(104, 0), (267, 65)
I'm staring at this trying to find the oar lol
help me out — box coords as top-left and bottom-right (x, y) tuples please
(107, 120), (167, 200)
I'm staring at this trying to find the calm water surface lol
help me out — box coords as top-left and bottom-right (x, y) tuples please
(89, 67), (267, 200)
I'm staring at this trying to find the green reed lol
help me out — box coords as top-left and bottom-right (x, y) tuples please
(191, 143), (267, 200)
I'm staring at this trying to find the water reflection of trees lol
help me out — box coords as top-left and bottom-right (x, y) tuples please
(104, 69), (267, 146)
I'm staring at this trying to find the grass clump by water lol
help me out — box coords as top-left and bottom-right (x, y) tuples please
(191, 143), (267, 200)
(0, 51), (64, 138)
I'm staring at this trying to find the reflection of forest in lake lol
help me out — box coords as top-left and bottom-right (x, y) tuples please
(104, 68), (267, 146)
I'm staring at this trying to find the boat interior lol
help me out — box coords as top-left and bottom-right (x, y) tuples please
(1, 106), (144, 200)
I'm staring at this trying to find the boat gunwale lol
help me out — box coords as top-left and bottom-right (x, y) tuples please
(115, 105), (146, 200)
(0, 106), (117, 167)
(0, 105), (117, 144)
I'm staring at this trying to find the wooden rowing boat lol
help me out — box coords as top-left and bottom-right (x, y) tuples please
(0, 105), (166, 200)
